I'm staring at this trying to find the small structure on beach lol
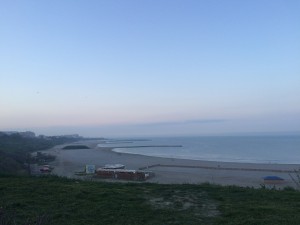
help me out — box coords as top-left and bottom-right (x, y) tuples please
(85, 165), (96, 174)
(40, 165), (52, 173)
(74, 164), (154, 181)
(74, 165), (96, 175)
(263, 176), (285, 184)
(103, 164), (125, 169)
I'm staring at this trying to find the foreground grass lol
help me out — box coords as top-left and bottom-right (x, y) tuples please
(1, 175), (300, 225)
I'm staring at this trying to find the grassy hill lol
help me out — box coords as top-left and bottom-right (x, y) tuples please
(1, 175), (300, 225)
(1, 134), (300, 224)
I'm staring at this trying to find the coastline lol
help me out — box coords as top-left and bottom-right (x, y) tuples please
(41, 140), (300, 188)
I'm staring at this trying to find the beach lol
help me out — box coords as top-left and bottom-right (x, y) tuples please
(40, 140), (300, 188)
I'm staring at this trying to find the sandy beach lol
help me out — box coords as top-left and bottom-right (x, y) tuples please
(39, 140), (300, 188)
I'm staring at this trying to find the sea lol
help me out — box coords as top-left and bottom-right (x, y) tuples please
(97, 136), (300, 164)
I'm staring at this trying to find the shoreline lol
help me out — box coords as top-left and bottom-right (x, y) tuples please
(107, 146), (299, 171)
(111, 148), (300, 168)
(41, 140), (300, 188)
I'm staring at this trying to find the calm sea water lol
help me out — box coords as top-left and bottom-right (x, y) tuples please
(97, 136), (300, 164)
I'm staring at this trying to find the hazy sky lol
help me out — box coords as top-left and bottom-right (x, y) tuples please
(1, 0), (299, 137)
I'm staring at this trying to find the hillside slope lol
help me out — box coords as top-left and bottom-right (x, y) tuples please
(1, 175), (300, 225)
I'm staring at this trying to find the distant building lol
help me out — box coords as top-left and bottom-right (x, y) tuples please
(2, 131), (19, 135)
(0, 131), (36, 138)
(62, 134), (81, 138)
(19, 131), (36, 138)
(51, 134), (81, 139)
(38, 135), (51, 140)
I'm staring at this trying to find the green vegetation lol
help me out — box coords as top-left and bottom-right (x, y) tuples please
(1, 135), (300, 224)
(62, 145), (90, 150)
(0, 133), (82, 174)
(1, 175), (300, 225)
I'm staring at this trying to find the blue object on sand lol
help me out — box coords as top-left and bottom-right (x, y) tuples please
(263, 176), (284, 181)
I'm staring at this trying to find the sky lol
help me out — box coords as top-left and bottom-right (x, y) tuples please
(0, 0), (300, 137)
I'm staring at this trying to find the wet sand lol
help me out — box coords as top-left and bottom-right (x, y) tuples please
(41, 140), (300, 188)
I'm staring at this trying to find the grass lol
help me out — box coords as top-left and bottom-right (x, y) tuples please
(1, 175), (300, 225)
